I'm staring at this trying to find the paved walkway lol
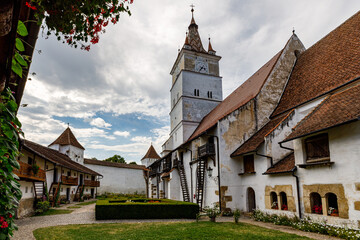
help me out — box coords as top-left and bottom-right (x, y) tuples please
(12, 202), (340, 240)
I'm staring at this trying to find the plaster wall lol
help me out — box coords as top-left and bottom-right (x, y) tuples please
(84, 163), (145, 194)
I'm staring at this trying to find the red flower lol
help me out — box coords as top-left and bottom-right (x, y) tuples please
(25, 2), (37, 10)
(70, 29), (75, 34)
(84, 45), (91, 51)
(8, 214), (12, 218)
(111, 18), (117, 24)
(110, 6), (115, 13)
(90, 36), (99, 44)
(1, 221), (8, 229)
(0, 217), (4, 222)
(103, 21), (109, 27)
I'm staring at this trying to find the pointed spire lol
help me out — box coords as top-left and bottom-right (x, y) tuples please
(49, 127), (85, 150)
(184, 7), (206, 53)
(141, 145), (160, 160)
(208, 37), (216, 55)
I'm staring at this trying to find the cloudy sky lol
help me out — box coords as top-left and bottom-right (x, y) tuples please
(18, 0), (360, 163)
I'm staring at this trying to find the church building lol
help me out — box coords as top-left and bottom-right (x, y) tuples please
(145, 9), (360, 229)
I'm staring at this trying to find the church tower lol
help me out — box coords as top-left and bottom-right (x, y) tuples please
(168, 8), (222, 150)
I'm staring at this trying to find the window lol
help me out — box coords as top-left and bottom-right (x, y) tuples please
(194, 89), (199, 96)
(207, 91), (213, 98)
(67, 171), (71, 176)
(280, 192), (288, 210)
(326, 193), (339, 216)
(30, 187), (33, 193)
(243, 155), (255, 173)
(61, 188), (63, 192)
(305, 133), (330, 162)
(310, 192), (322, 214)
(86, 188), (88, 192)
(25, 186), (28, 193)
(270, 192), (278, 209)
(27, 157), (33, 165)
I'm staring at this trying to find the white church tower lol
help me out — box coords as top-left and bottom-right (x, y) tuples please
(48, 127), (85, 165)
(164, 8), (222, 152)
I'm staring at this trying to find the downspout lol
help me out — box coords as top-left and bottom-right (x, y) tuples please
(279, 142), (302, 218)
(186, 148), (194, 203)
(292, 167), (302, 219)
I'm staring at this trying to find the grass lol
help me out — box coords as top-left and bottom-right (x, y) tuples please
(33, 209), (73, 217)
(76, 200), (97, 206)
(33, 222), (310, 240)
(67, 206), (81, 209)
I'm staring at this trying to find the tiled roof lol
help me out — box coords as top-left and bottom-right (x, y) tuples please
(189, 50), (283, 141)
(49, 127), (85, 150)
(231, 111), (293, 157)
(84, 158), (146, 170)
(22, 139), (101, 176)
(263, 153), (295, 175)
(141, 145), (160, 160)
(283, 84), (360, 142)
(186, 13), (206, 53)
(272, 11), (360, 117)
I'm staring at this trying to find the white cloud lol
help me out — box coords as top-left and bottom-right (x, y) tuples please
(114, 131), (130, 137)
(89, 117), (112, 129)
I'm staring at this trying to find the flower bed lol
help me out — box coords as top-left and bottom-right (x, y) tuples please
(96, 198), (199, 220)
(252, 210), (360, 240)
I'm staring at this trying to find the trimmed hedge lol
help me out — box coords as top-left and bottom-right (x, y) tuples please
(96, 198), (199, 220)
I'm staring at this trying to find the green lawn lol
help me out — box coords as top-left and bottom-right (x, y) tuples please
(76, 200), (97, 206)
(33, 222), (309, 240)
(33, 209), (73, 216)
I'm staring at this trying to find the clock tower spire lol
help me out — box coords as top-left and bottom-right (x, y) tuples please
(163, 7), (223, 153)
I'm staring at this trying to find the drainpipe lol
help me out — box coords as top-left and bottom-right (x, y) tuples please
(279, 142), (302, 218)
(204, 132), (221, 212)
(185, 148), (194, 203)
(292, 167), (302, 219)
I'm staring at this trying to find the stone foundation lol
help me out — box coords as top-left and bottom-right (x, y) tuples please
(265, 185), (296, 212)
(17, 198), (35, 218)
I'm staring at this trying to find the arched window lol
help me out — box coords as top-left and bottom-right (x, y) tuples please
(310, 192), (322, 214)
(326, 193), (339, 216)
(270, 192), (278, 209)
(280, 192), (288, 210)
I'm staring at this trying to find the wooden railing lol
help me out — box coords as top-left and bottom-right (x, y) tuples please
(61, 175), (78, 185)
(84, 180), (100, 187)
(198, 143), (215, 158)
(13, 161), (46, 181)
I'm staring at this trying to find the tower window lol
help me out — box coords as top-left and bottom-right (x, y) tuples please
(194, 89), (199, 96)
(207, 91), (213, 98)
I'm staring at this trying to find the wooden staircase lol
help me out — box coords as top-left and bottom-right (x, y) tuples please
(196, 159), (206, 210)
(33, 182), (44, 200)
(50, 182), (61, 207)
(178, 164), (190, 202)
(74, 185), (84, 201)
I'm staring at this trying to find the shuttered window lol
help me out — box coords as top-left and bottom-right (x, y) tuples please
(244, 155), (255, 173)
(305, 133), (330, 161)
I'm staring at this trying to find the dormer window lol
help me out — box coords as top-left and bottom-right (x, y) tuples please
(305, 133), (330, 162)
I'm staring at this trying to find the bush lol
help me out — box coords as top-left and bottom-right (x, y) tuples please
(35, 201), (50, 215)
(96, 198), (199, 220)
(233, 209), (241, 223)
(203, 204), (221, 222)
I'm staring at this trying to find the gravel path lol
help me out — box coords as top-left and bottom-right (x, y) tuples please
(12, 202), (340, 240)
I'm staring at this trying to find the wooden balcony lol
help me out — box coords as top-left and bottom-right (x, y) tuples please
(84, 180), (100, 187)
(198, 143), (215, 158)
(13, 161), (46, 181)
(61, 175), (78, 185)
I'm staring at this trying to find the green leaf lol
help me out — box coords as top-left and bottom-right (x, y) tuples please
(17, 20), (28, 37)
(15, 52), (28, 67)
(11, 59), (22, 77)
(15, 38), (25, 52)
(7, 100), (18, 112)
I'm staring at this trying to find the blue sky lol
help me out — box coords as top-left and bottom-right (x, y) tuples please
(17, 0), (360, 163)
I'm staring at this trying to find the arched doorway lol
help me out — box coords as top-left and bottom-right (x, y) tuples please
(247, 187), (256, 212)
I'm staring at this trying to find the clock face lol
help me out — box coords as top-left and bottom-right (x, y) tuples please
(195, 59), (208, 73)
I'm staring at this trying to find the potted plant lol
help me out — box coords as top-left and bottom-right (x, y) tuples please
(203, 204), (221, 222)
(271, 202), (279, 210)
(233, 209), (241, 223)
(31, 164), (40, 175)
(328, 207), (339, 216)
(312, 205), (323, 214)
(281, 204), (288, 211)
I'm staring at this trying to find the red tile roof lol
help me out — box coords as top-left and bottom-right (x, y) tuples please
(84, 158), (146, 170)
(22, 139), (101, 176)
(283, 84), (360, 142)
(49, 127), (85, 150)
(231, 111), (294, 157)
(188, 50), (283, 141)
(141, 145), (160, 160)
(263, 153), (295, 175)
(272, 11), (360, 117)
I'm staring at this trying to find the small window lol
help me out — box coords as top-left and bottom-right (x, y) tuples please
(207, 91), (213, 98)
(243, 155), (255, 173)
(86, 188), (88, 192)
(74, 173), (76, 176)
(28, 157), (33, 165)
(25, 186), (28, 193)
(280, 192), (288, 210)
(194, 89), (199, 96)
(197, 89), (199, 96)
(305, 133), (330, 162)
(30, 187), (33, 193)
(326, 193), (339, 217)
(61, 188), (63, 192)
(67, 171), (71, 176)
(270, 192), (278, 209)
(310, 192), (322, 214)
